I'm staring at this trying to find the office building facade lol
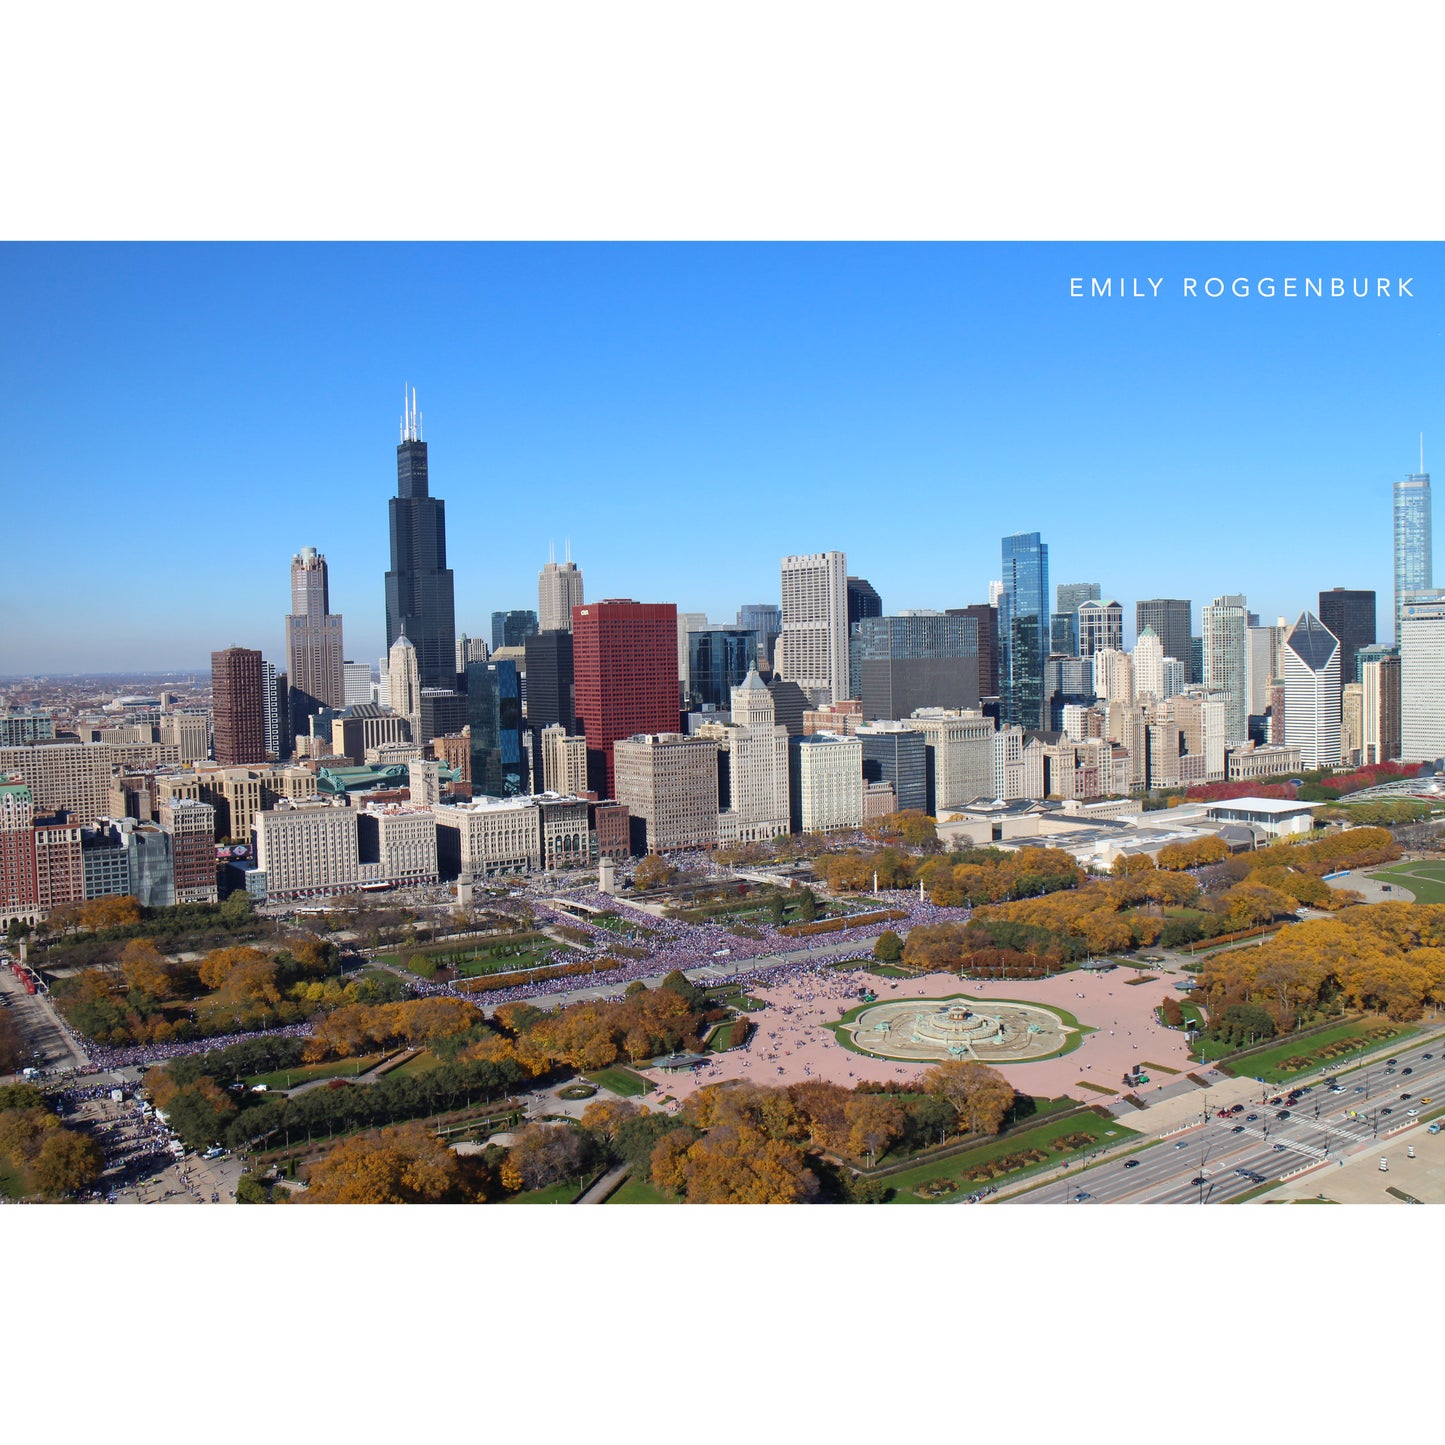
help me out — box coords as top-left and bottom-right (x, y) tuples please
(573, 600), (680, 797)
(212, 647), (266, 766)
(1282, 612), (1342, 768)
(1399, 590), (1445, 762)
(1077, 598), (1124, 657)
(538, 548), (584, 633)
(998, 531), (1049, 729)
(465, 658), (525, 798)
(285, 546), (345, 738)
(856, 613), (980, 721)
(1394, 472), (1432, 642)
(1317, 588), (1376, 689)
(779, 551), (849, 704)
(1202, 594), (1250, 744)
(613, 733), (719, 853)
(1136, 599), (1193, 682)
(385, 389), (456, 690)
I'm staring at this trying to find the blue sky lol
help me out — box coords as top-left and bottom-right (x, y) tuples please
(0, 241), (1439, 673)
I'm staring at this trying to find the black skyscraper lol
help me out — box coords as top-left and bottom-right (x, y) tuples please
(1136, 599), (1193, 681)
(847, 577), (883, 628)
(384, 388), (456, 690)
(1317, 588), (1376, 685)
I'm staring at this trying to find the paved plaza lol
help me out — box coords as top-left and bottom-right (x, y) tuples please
(640, 964), (1196, 1104)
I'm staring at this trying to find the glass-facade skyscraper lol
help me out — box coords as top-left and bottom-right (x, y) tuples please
(999, 531), (1049, 728)
(465, 659), (524, 797)
(687, 628), (758, 711)
(385, 389), (456, 691)
(1394, 472), (1432, 642)
(1317, 588), (1376, 691)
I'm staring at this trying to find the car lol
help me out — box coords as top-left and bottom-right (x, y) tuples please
(1354, 1085), (1365, 1093)
(1073, 1192), (1092, 1203)
(1295, 1086), (1312, 1096)
(1246, 1113), (1259, 1122)
(1423, 1053), (1434, 1060)
(1407, 1108), (1419, 1117)
(1173, 1140), (1188, 1149)
(1402, 1067), (1413, 1075)
(1402, 1092), (1413, 1100)
(1230, 1124), (1245, 1133)
(1269, 1096), (1284, 1105)
(1329, 1085), (1344, 1094)
(1388, 1058), (1398, 1065)
(1122, 1158), (1141, 1169)
(1272, 1143), (1286, 1151)
(1276, 1110), (1291, 1120)
(1380, 1107), (1393, 1116)
(1190, 1176), (1208, 1186)
(1230, 1103), (1245, 1113)
(1422, 1096), (1433, 1104)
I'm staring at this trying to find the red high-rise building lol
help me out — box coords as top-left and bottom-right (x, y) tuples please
(211, 647), (267, 766)
(572, 600), (679, 797)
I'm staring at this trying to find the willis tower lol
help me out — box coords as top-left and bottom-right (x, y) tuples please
(385, 386), (456, 690)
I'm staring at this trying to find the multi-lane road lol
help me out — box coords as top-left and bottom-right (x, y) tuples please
(1007, 1031), (1445, 1204)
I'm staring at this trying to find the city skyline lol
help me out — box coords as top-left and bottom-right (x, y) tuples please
(1, 242), (1441, 673)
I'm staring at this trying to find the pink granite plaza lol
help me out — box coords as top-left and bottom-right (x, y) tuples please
(640, 966), (1197, 1105)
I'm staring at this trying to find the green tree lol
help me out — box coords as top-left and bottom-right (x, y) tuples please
(796, 887), (818, 923)
(872, 930), (903, 963)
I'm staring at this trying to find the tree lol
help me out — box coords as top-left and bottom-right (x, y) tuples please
(796, 887), (818, 923)
(78, 895), (142, 931)
(506, 1122), (597, 1191)
(633, 855), (676, 891)
(119, 938), (178, 1000)
(31, 1129), (104, 1197)
(917, 1060), (1015, 1136)
(873, 931), (904, 963)
(303, 1122), (485, 1203)
(842, 1094), (907, 1166)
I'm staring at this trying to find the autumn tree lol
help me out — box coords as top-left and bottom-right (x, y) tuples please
(633, 855), (676, 891)
(197, 945), (270, 991)
(581, 1097), (643, 1143)
(917, 1060), (1015, 1136)
(78, 895), (142, 931)
(119, 938), (178, 1000)
(663, 1123), (819, 1203)
(303, 1122), (487, 1203)
(31, 1129), (104, 1197)
(842, 1094), (908, 1166)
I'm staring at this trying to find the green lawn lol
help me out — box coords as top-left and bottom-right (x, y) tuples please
(505, 1178), (584, 1204)
(244, 1053), (386, 1091)
(606, 1177), (676, 1204)
(705, 1022), (737, 1051)
(382, 1050), (444, 1081)
(0, 1156), (28, 1200)
(884, 1110), (1139, 1203)
(1218, 1019), (1414, 1083)
(1366, 861), (1445, 905)
(585, 1066), (653, 1097)
(383, 936), (576, 979)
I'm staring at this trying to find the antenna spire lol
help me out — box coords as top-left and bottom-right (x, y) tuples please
(565, 536), (572, 564)
(548, 539), (556, 564)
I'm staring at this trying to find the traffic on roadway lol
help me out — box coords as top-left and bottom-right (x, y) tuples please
(1008, 1032), (1445, 1204)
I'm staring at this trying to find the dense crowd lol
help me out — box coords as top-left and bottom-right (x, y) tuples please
(36, 877), (971, 1080)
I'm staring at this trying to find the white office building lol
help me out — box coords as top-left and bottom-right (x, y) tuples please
(779, 551), (849, 705)
(1400, 590), (1445, 762)
(1281, 612), (1342, 768)
(1203, 593), (1250, 744)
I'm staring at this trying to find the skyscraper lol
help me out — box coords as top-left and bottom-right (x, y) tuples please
(492, 609), (539, 651)
(1136, 599), (1193, 681)
(261, 659), (281, 759)
(465, 658), (525, 797)
(384, 388), (456, 690)
(1202, 594), (1250, 744)
(573, 600), (680, 797)
(1132, 626), (1165, 700)
(1077, 598), (1124, 657)
(686, 628), (759, 712)
(285, 546), (345, 738)
(1282, 612), (1342, 768)
(1052, 582), (1100, 656)
(856, 613), (980, 721)
(1360, 651), (1402, 763)
(779, 551), (849, 704)
(1394, 470), (1432, 641)
(737, 603), (782, 669)
(211, 647), (266, 766)
(846, 577), (883, 629)
(387, 630), (421, 737)
(538, 543), (585, 633)
(1399, 589), (1445, 762)
(948, 603), (999, 699)
(1317, 588), (1376, 689)
(998, 532), (1049, 729)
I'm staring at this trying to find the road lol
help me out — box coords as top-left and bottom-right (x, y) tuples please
(1006, 1030), (1445, 1204)
(0, 964), (91, 1073)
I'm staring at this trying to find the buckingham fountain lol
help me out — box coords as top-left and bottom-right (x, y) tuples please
(841, 997), (1071, 1063)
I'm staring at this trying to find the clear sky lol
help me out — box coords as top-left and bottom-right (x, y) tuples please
(1, 241), (1439, 674)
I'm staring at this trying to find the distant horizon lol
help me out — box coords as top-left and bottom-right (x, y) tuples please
(2, 241), (1437, 673)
